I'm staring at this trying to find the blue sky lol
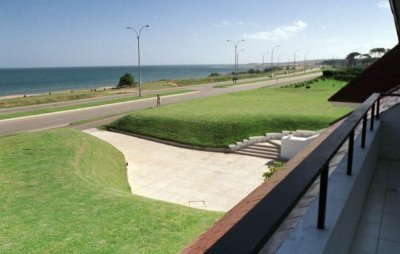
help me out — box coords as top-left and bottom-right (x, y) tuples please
(0, 0), (398, 68)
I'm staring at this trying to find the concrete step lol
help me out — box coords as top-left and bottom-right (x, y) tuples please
(252, 141), (281, 148)
(241, 145), (280, 153)
(233, 140), (282, 159)
(236, 150), (280, 159)
(238, 148), (280, 157)
(240, 148), (280, 156)
(234, 140), (282, 159)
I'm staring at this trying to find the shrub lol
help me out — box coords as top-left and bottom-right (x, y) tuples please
(208, 72), (220, 77)
(322, 69), (364, 82)
(117, 73), (135, 88)
(248, 68), (256, 74)
(263, 160), (285, 179)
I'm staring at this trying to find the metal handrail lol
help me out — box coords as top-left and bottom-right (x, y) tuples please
(206, 92), (384, 254)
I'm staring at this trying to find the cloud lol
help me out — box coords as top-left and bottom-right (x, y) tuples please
(211, 21), (232, 28)
(377, 0), (390, 9)
(212, 20), (260, 29)
(243, 21), (307, 41)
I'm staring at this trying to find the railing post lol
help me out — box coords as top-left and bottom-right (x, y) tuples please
(376, 97), (380, 120)
(370, 103), (375, 131)
(347, 129), (354, 176)
(361, 114), (367, 148)
(318, 163), (329, 229)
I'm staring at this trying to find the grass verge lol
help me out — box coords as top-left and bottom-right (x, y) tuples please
(0, 90), (193, 121)
(109, 78), (352, 148)
(0, 128), (221, 253)
(0, 88), (132, 108)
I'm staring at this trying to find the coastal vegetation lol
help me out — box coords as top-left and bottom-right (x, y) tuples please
(117, 72), (136, 88)
(0, 129), (221, 253)
(109, 78), (352, 148)
(322, 69), (364, 82)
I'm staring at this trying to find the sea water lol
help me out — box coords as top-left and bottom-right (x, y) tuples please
(0, 65), (233, 97)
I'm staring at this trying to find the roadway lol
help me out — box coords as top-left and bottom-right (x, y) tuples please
(0, 72), (321, 136)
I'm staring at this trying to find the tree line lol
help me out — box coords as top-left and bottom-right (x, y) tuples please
(345, 47), (390, 68)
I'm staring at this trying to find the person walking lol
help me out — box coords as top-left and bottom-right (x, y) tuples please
(156, 94), (161, 107)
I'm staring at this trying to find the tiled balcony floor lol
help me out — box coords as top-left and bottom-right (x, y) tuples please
(350, 158), (400, 254)
(350, 101), (400, 253)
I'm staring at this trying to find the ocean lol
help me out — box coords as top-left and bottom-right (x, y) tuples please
(0, 65), (234, 97)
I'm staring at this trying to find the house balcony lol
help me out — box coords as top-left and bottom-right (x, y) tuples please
(181, 90), (400, 254)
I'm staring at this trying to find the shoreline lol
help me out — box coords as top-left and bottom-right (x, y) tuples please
(0, 68), (322, 102)
(0, 85), (117, 100)
(0, 65), (235, 99)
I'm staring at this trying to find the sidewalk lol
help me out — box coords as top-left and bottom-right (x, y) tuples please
(84, 128), (271, 212)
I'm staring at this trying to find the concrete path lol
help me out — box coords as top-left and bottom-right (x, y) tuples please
(84, 128), (270, 212)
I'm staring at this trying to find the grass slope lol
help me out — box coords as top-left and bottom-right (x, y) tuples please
(0, 129), (220, 253)
(109, 79), (352, 148)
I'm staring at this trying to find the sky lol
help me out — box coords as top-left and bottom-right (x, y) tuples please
(0, 0), (398, 68)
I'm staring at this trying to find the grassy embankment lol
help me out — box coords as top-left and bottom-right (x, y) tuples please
(0, 90), (192, 121)
(109, 78), (352, 148)
(0, 68), (321, 108)
(0, 129), (221, 253)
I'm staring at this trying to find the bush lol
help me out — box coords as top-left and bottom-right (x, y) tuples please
(117, 73), (135, 88)
(322, 69), (364, 82)
(263, 160), (284, 179)
(208, 72), (220, 77)
(248, 68), (256, 74)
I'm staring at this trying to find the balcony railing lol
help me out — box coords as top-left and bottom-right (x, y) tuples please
(204, 88), (400, 254)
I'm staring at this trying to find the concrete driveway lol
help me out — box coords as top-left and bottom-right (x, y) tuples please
(84, 128), (270, 212)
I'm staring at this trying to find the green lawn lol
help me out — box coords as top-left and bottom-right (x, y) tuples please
(0, 129), (221, 253)
(109, 78), (352, 148)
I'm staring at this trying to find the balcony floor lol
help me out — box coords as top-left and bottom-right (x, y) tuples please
(350, 105), (400, 254)
(350, 158), (400, 253)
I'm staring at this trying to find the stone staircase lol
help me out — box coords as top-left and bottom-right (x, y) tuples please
(235, 140), (281, 159)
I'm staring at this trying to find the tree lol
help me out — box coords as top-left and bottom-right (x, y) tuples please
(360, 53), (371, 66)
(117, 73), (135, 88)
(370, 48), (386, 58)
(247, 68), (256, 74)
(376, 48), (386, 57)
(346, 52), (360, 69)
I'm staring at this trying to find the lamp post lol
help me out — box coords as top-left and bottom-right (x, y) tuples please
(227, 39), (245, 83)
(271, 45), (280, 77)
(303, 52), (310, 73)
(261, 52), (269, 76)
(277, 53), (284, 74)
(127, 25), (150, 97)
(293, 50), (301, 76)
(237, 49), (244, 76)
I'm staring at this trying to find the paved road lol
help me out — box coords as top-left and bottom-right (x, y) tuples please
(0, 73), (321, 136)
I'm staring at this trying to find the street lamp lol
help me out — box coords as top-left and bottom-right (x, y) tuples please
(227, 39), (245, 83)
(277, 53), (284, 70)
(237, 49), (245, 76)
(303, 52), (310, 73)
(293, 50), (301, 75)
(261, 52), (269, 76)
(127, 25), (150, 97)
(271, 45), (280, 77)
